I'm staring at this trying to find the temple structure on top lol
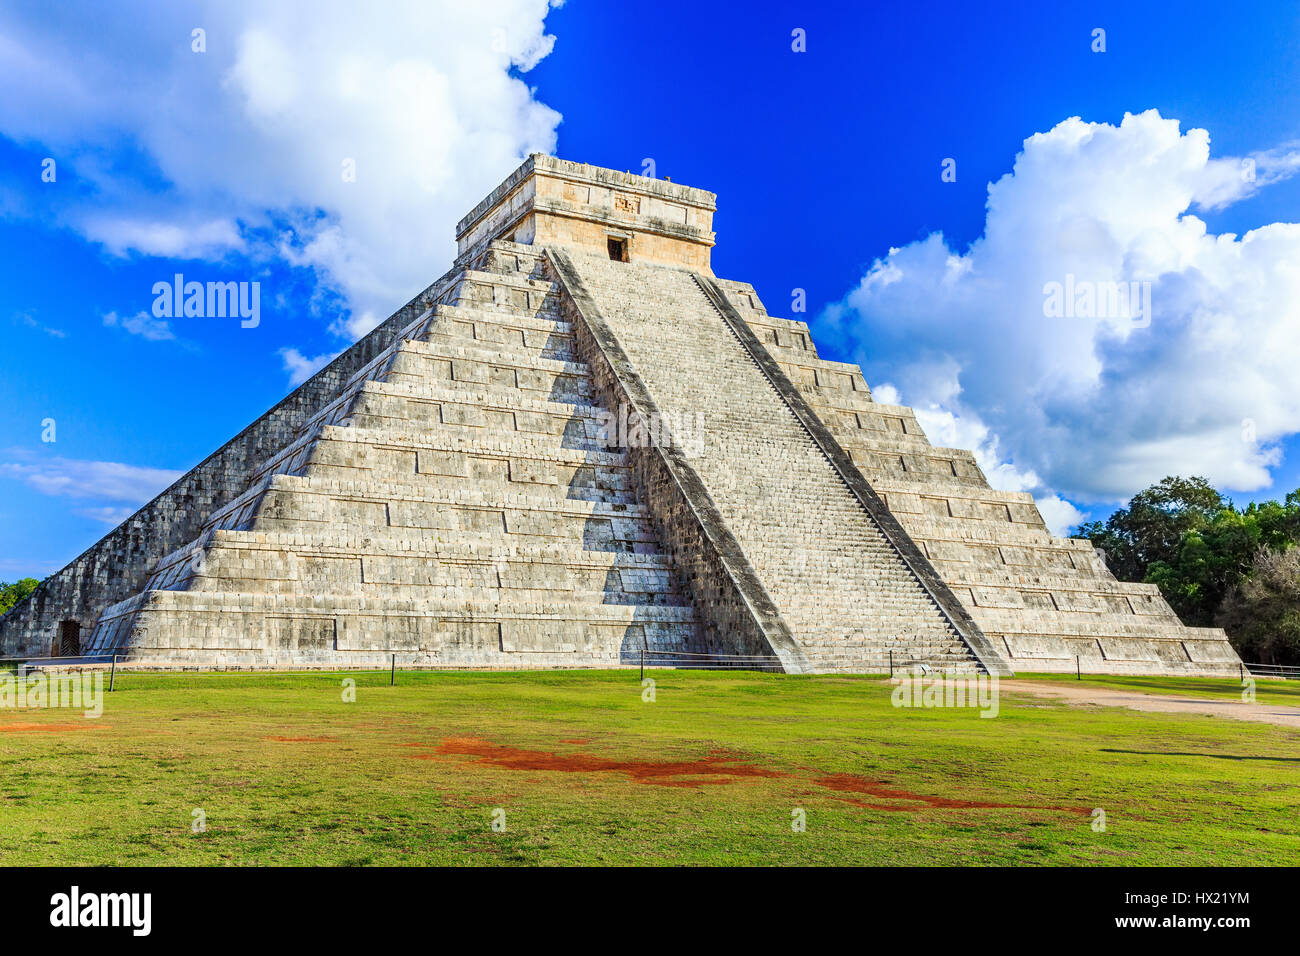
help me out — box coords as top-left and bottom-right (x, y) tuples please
(456, 154), (717, 272)
(0, 155), (1243, 676)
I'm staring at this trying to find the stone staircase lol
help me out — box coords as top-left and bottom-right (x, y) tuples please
(555, 250), (992, 673)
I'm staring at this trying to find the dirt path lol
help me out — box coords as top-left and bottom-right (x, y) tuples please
(1000, 679), (1300, 729)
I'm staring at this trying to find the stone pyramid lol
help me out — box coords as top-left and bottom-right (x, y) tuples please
(0, 156), (1243, 675)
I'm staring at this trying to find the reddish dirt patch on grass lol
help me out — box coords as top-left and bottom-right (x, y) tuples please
(559, 738), (591, 745)
(0, 722), (100, 732)
(815, 774), (1089, 814)
(418, 736), (1088, 813)
(264, 735), (338, 743)
(423, 736), (787, 788)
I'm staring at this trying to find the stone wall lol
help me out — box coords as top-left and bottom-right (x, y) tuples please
(69, 241), (704, 669)
(0, 266), (460, 658)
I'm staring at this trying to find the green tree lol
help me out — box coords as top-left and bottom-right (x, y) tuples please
(1143, 510), (1257, 625)
(0, 578), (39, 616)
(1217, 547), (1300, 665)
(1075, 476), (1227, 582)
(1076, 477), (1300, 661)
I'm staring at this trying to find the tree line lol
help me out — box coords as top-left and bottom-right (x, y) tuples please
(1075, 476), (1300, 666)
(0, 577), (38, 617)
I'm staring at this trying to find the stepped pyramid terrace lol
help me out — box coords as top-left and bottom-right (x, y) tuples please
(0, 156), (1244, 675)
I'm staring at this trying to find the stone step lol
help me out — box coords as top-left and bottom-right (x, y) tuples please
(248, 422), (632, 487)
(562, 251), (979, 668)
(174, 570), (692, 608)
(429, 301), (576, 336)
(85, 588), (703, 662)
(461, 240), (552, 280)
(395, 336), (589, 379)
(901, 520), (1085, 549)
(197, 487), (663, 553)
(253, 471), (643, 512)
(95, 588), (701, 628)
(944, 568), (1166, 598)
(149, 524), (681, 588)
(343, 390), (612, 452)
(350, 377), (608, 421)
(978, 609), (1225, 640)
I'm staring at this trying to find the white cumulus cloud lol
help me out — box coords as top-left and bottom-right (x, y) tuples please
(103, 310), (175, 342)
(280, 347), (340, 387)
(84, 217), (245, 260)
(0, 453), (183, 504)
(825, 110), (1300, 513)
(76, 505), (139, 527)
(0, 0), (563, 345)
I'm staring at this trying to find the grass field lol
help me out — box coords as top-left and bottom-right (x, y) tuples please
(1, 669), (1297, 866)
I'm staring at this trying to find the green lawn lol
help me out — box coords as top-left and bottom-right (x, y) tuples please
(1, 669), (1297, 865)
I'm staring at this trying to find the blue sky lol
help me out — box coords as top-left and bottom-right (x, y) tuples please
(2, 0), (1300, 577)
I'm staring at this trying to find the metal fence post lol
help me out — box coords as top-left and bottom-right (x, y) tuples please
(889, 649), (893, 678)
(640, 646), (644, 681)
(109, 655), (117, 693)
(1076, 655), (1081, 681)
